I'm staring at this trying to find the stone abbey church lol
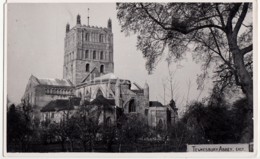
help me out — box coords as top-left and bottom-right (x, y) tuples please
(22, 14), (178, 129)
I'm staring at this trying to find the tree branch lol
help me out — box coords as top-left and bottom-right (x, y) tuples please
(140, 3), (225, 35)
(140, 3), (169, 31)
(178, 24), (225, 34)
(226, 3), (242, 31)
(194, 30), (233, 71)
(209, 28), (234, 70)
(241, 44), (253, 55)
(233, 70), (241, 86)
(215, 4), (226, 28)
(233, 3), (249, 36)
(214, 66), (230, 74)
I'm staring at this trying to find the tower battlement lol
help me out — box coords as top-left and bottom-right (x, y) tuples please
(63, 14), (114, 86)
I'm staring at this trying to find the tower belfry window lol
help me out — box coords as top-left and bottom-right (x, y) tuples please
(158, 119), (163, 130)
(100, 65), (104, 73)
(86, 63), (89, 72)
(129, 99), (136, 112)
(93, 51), (96, 59)
(100, 51), (103, 60)
(85, 50), (89, 59)
(109, 52), (112, 61)
(99, 34), (104, 43)
(85, 33), (90, 41)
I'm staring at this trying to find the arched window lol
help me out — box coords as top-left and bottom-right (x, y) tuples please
(81, 51), (84, 59)
(96, 89), (104, 98)
(85, 50), (89, 59)
(109, 52), (112, 61)
(86, 63), (89, 72)
(99, 34), (104, 43)
(78, 92), (82, 98)
(157, 119), (163, 130)
(100, 51), (103, 60)
(100, 65), (104, 73)
(85, 89), (89, 96)
(85, 33), (89, 41)
(129, 99), (136, 113)
(93, 51), (96, 59)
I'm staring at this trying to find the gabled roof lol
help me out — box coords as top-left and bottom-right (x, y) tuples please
(22, 75), (74, 101)
(90, 95), (115, 106)
(41, 98), (81, 112)
(41, 100), (71, 112)
(37, 78), (73, 87)
(149, 101), (163, 107)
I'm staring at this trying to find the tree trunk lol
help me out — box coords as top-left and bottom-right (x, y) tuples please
(90, 135), (94, 152)
(88, 138), (91, 151)
(61, 139), (65, 152)
(229, 37), (253, 143)
(69, 139), (73, 152)
(233, 53), (253, 105)
(119, 142), (122, 152)
(107, 140), (113, 152)
(83, 140), (87, 152)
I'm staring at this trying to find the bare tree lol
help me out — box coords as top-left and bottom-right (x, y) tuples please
(117, 3), (253, 142)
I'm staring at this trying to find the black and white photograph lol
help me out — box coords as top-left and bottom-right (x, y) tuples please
(4, 1), (257, 155)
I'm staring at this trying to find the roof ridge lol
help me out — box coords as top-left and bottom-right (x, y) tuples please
(38, 77), (67, 80)
(36, 78), (73, 87)
(31, 75), (41, 85)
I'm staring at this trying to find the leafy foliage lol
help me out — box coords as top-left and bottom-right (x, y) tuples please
(178, 96), (251, 145)
(117, 2), (253, 142)
(7, 95), (251, 152)
(7, 104), (34, 152)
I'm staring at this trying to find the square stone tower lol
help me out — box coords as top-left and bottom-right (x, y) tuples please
(63, 14), (114, 86)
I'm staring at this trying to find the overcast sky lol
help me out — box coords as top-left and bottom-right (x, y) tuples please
(7, 3), (212, 113)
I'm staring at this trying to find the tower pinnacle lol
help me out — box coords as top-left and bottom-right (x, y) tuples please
(77, 14), (81, 25)
(108, 18), (112, 29)
(66, 23), (70, 33)
(87, 8), (90, 26)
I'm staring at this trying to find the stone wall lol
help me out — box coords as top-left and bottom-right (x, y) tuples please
(63, 29), (77, 84)
(63, 24), (114, 86)
(148, 107), (169, 130)
(30, 86), (74, 120)
(75, 82), (111, 101)
(75, 79), (149, 121)
(35, 86), (74, 108)
(40, 109), (77, 123)
(75, 60), (114, 84)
